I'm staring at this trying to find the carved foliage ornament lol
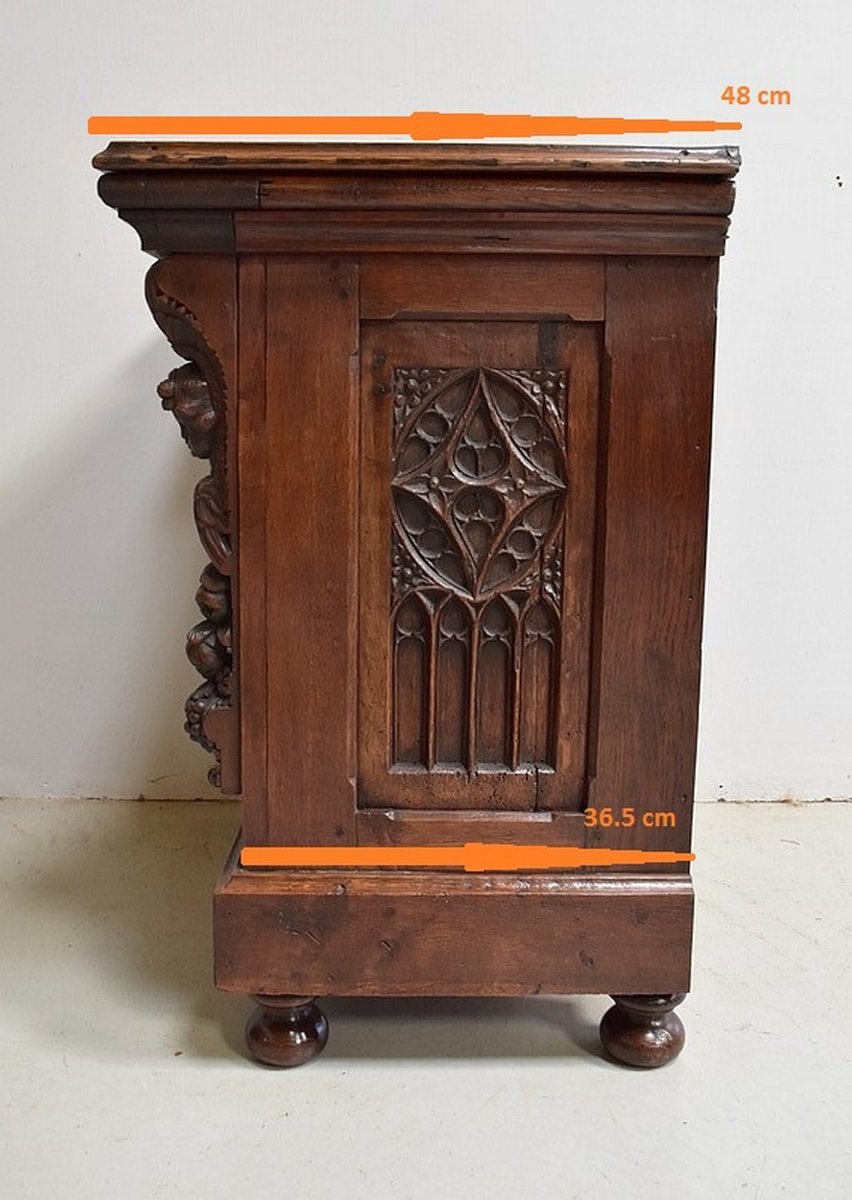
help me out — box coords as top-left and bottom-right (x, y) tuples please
(145, 268), (232, 786)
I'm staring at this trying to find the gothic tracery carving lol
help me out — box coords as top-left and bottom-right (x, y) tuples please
(390, 366), (567, 773)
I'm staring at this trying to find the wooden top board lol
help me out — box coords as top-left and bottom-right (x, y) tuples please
(94, 141), (740, 176)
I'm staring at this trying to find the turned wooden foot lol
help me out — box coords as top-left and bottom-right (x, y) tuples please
(600, 993), (686, 1068)
(245, 995), (329, 1067)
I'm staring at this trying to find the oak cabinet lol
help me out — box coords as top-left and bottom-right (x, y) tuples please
(95, 141), (738, 1067)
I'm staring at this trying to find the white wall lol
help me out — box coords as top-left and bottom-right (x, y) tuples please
(1, 0), (849, 800)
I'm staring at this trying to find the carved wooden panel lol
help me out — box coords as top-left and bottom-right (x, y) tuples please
(359, 319), (601, 813)
(145, 263), (235, 788)
(390, 366), (566, 772)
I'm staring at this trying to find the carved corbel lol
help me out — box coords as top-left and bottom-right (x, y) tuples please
(145, 264), (236, 788)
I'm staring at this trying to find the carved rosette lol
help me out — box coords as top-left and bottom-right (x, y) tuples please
(392, 366), (566, 604)
(145, 266), (233, 787)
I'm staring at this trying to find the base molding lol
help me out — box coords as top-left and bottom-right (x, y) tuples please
(214, 839), (693, 998)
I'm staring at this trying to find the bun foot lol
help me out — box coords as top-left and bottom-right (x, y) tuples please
(600, 993), (686, 1068)
(246, 995), (329, 1068)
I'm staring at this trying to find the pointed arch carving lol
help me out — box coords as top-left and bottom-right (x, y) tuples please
(390, 365), (567, 771)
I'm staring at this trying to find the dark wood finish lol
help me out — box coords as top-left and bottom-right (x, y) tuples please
(235, 256), (268, 842)
(355, 809), (586, 847)
(599, 993), (686, 1068)
(144, 256), (240, 793)
(233, 210), (728, 257)
(125, 210), (236, 254)
(245, 995), (329, 1068)
(264, 257), (360, 847)
(95, 143), (736, 260)
(358, 318), (599, 814)
(215, 849), (693, 996)
(585, 259), (720, 862)
(95, 141), (737, 1067)
(100, 170), (733, 218)
(98, 171), (261, 209)
(360, 256), (604, 322)
(93, 142), (739, 175)
(257, 175), (736, 215)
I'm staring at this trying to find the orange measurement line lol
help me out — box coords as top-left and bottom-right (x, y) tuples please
(87, 111), (741, 138)
(240, 843), (695, 872)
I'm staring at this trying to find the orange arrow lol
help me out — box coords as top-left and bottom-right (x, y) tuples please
(239, 842), (694, 872)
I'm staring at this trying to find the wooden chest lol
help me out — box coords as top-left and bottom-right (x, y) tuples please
(95, 141), (738, 1067)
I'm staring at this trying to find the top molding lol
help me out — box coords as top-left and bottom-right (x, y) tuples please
(93, 141), (740, 176)
(94, 142), (739, 258)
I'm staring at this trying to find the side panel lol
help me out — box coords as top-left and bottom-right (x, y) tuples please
(359, 316), (600, 813)
(587, 257), (720, 857)
(236, 256), (268, 841)
(263, 258), (360, 844)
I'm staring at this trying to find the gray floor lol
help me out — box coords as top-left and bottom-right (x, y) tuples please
(0, 799), (849, 1198)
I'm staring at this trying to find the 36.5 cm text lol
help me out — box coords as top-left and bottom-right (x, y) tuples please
(584, 807), (677, 829)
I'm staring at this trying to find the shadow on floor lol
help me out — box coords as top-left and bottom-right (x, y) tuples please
(3, 799), (605, 1065)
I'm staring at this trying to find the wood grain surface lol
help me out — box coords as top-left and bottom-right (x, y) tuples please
(97, 142), (736, 1048)
(94, 141), (740, 175)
